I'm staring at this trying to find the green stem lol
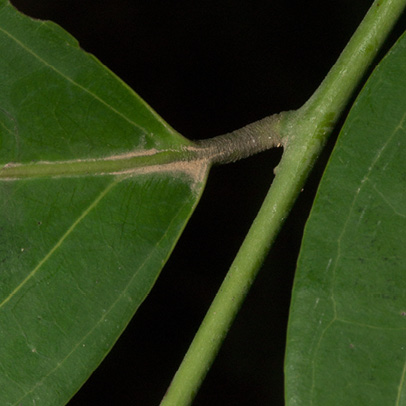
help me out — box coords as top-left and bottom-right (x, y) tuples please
(160, 1), (406, 405)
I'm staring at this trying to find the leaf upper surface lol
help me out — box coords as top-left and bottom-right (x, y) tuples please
(0, 0), (190, 164)
(0, 1), (207, 404)
(285, 31), (406, 405)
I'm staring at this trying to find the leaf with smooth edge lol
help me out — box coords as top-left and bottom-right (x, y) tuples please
(285, 31), (406, 404)
(0, 1), (208, 404)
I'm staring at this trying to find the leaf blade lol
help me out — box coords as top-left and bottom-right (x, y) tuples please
(1, 173), (206, 405)
(0, 0), (190, 164)
(0, 2), (207, 404)
(285, 31), (406, 405)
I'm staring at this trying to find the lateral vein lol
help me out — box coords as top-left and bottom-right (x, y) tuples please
(0, 179), (118, 310)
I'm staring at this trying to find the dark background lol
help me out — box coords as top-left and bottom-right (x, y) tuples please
(9, 1), (405, 405)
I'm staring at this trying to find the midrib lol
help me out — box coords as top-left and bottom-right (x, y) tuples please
(0, 147), (200, 180)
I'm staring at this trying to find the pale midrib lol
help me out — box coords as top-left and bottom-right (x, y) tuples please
(0, 179), (119, 310)
(0, 148), (200, 180)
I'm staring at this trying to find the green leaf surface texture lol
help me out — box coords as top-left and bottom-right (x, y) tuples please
(0, 1), (208, 404)
(285, 31), (406, 405)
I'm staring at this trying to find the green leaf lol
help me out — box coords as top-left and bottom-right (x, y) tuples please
(0, 1), (208, 404)
(285, 32), (406, 404)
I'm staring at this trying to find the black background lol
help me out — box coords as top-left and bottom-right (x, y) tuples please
(9, 1), (406, 405)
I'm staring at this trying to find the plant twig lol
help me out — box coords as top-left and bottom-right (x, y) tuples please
(160, 1), (406, 405)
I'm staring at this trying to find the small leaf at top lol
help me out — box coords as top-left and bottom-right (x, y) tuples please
(0, 1), (208, 404)
(285, 31), (406, 404)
